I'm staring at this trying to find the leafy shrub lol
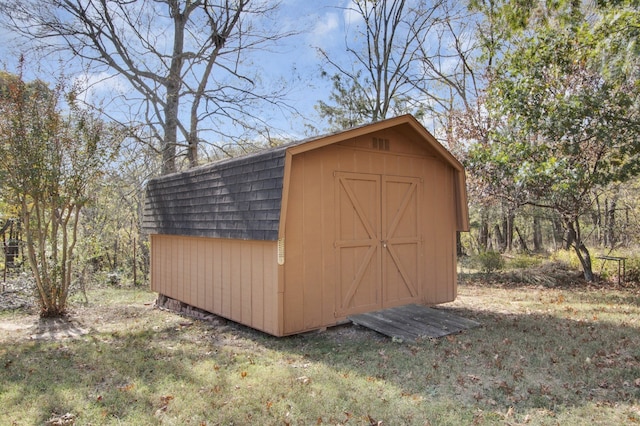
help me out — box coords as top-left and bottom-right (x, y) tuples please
(506, 254), (544, 270)
(624, 257), (640, 284)
(477, 251), (505, 273)
(549, 249), (581, 270)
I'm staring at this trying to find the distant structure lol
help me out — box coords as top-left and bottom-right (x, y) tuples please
(2, 218), (23, 285)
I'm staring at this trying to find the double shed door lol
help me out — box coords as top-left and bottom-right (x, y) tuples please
(335, 171), (422, 316)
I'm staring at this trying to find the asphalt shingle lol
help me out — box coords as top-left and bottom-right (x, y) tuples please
(142, 146), (287, 241)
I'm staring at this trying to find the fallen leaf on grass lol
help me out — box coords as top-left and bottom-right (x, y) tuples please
(45, 412), (75, 426)
(155, 395), (174, 416)
(160, 395), (174, 405)
(366, 414), (383, 425)
(296, 375), (311, 385)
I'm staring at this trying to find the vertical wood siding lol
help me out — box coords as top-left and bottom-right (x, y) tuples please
(282, 130), (459, 334)
(150, 235), (280, 336)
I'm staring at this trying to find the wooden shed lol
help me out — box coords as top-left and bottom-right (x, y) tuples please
(142, 114), (469, 336)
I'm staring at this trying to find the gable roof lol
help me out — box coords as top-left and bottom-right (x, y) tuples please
(142, 115), (469, 240)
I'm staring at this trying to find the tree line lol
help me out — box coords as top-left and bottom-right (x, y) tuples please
(0, 0), (638, 316)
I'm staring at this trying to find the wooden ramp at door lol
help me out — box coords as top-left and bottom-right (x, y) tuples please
(348, 304), (480, 342)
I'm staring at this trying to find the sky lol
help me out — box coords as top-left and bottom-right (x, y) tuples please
(242, 0), (356, 137)
(0, 1), (355, 136)
(0, 1), (459, 149)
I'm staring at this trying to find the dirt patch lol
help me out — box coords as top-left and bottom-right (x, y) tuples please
(0, 275), (156, 343)
(0, 314), (93, 341)
(0, 318), (34, 333)
(29, 316), (93, 340)
(0, 275), (92, 341)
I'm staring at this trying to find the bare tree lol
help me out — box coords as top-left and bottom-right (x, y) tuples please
(409, 0), (523, 253)
(1, 0), (292, 174)
(409, 0), (497, 151)
(316, 0), (444, 129)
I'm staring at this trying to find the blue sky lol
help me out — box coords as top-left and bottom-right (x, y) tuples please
(0, 1), (359, 142)
(0, 1), (455, 146)
(244, 0), (354, 136)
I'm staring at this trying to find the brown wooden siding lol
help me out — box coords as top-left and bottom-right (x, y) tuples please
(150, 234), (280, 335)
(145, 116), (468, 337)
(281, 129), (460, 334)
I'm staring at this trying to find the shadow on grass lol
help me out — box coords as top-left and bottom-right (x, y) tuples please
(1, 284), (638, 424)
(1, 323), (234, 424)
(253, 287), (640, 420)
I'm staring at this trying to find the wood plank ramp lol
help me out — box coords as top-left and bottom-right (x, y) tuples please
(348, 304), (480, 342)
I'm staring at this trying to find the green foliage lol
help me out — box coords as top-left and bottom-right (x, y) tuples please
(0, 66), (122, 316)
(465, 1), (640, 281)
(549, 249), (581, 271)
(316, 72), (372, 130)
(625, 256), (640, 284)
(505, 254), (544, 270)
(476, 250), (505, 273)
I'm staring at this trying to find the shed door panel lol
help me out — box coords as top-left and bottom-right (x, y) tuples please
(335, 173), (381, 315)
(335, 172), (421, 316)
(382, 176), (421, 307)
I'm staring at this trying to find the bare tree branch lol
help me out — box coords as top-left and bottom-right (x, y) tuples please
(1, 0), (295, 174)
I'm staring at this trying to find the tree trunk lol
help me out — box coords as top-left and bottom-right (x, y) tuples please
(479, 210), (489, 251)
(552, 215), (567, 250)
(624, 206), (630, 246)
(533, 214), (542, 252)
(566, 219), (594, 282)
(595, 196), (602, 244)
(162, 1), (187, 174)
(505, 210), (515, 252)
(456, 231), (465, 257)
(573, 241), (594, 282)
(515, 226), (530, 253)
(605, 197), (617, 248)
(113, 238), (118, 270)
(493, 224), (505, 252)
(564, 224), (574, 250)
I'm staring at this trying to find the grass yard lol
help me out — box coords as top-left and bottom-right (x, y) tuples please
(0, 270), (639, 425)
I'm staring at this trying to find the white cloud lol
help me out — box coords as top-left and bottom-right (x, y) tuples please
(342, 3), (363, 27)
(73, 71), (134, 108)
(312, 12), (340, 38)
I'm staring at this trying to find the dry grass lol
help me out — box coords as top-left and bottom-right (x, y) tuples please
(0, 269), (639, 425)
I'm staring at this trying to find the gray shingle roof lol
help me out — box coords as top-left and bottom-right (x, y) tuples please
(142, 146), (287, 241)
